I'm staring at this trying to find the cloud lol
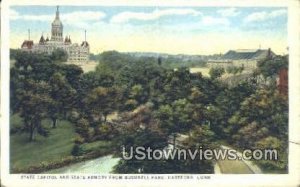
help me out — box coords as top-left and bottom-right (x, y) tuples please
(10, 9), (52, 21)
(10, 8), (106, 27)
(217, 8), (240, 17)
(269, 9), (287, 17)
(62, 11), (106, 22)
(110, 8), (201, 23)
(244, 9), (287, 23)
(10, 9), (21, 19)
(201, 16), (230, 26)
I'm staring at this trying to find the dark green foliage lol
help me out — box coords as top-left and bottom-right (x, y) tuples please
(71, 144), (84, 156)
(257, 55), (288, 78)
(50, 48), (68, 63)
(75, 118), (90, 142)
(209, 67), (225, 79)
(226, 65), (244, 75)
(10, 49), (288, 173)
(10, 50), (80, 141)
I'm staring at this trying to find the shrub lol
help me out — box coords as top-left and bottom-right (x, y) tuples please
(74, 134), (85, 144)
(71, 144), (84, 156)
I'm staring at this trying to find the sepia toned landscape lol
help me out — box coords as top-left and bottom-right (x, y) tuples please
(9, 6), (288, 174)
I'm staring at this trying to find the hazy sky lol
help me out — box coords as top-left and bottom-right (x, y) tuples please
(10, 6), (288, 55)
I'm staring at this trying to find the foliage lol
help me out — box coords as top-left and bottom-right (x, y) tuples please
(257, 55), (288, 78)
(10, 49), (288, 173)
(84, 86), (121, 123)
(226, 65), (244, 75)
(50, 48), (68, 63)
(228, 88), (288, 171)
(209, 67), (225, 79)
(71, 144), (85, 156)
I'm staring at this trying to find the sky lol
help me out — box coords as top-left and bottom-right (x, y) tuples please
(9, 6), (288, 55)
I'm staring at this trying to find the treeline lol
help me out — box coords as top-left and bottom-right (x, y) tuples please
(90, 50), (207, 69)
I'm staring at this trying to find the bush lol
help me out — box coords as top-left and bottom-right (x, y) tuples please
(209, 67), (225, 79)
(74, 134), (85, 144)
(124, 99), (138, 111)
(71, 144), (84, 156)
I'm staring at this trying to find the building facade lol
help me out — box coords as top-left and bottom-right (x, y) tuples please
(207, 48), (276, 72)
(21, 6), (89, 65)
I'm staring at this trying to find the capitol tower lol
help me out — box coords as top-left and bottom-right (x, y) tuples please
(51, 6), (63, 42)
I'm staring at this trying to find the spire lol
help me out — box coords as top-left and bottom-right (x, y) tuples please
(85, 30), (86, 42)
(51, 6), (63, 41)
(28, 29), (30, 40)
(56, 6), (60, 19)
(39, 34), (45, 44)
(65, 35), (68, 43)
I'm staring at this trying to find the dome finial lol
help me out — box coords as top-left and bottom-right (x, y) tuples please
(56, 6), (60, 19)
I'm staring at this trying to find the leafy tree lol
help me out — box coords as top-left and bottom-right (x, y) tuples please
(257, 55), (288, 78)
(227, 88), (288, 171)
(61, 64), (83, 87)
(208, 81), (256, 137)
(209, 67), (225, 79)
(129, 84), (148, 104)
(113, 128), (168, 173)
(161, 68), (193, 103)
(228, 89), (288, 137)
(226, 66), (244, 75)
(50, 48), (68, 63)
(16, 80), (54, 141)
(75, 118), (90, 142)
(84, 86), (121, 123)
(48, 72), (76, 127)
(155, 99), (195, 146)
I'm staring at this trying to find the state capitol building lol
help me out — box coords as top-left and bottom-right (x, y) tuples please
(21, 6), (90, 65)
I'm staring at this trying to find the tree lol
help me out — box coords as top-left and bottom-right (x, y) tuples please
(75, 118), (91, 142)
(50, 48), (68, 63)
(228, 89), (288, 137)
(84, 86), (121, 123)
(206, 81), (257, 138)
(227, 88), (288, 171)
(155, 99), (195, 146)
(129, 84), (148, 105)
(48, 72), (76, 128)
(180, 125), (217, 173)
(16, 80), (54, 141)
(209, 67), (225, 80)
(161, 68), (193, 103)
(257, 55), (288, 79)
(226, 66), (244, 75)
(61, 64), (83, 87)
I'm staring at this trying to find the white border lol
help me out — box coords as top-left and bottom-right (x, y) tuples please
(1, 0), (300, 187)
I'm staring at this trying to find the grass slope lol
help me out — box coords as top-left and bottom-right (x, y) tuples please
(10, 115), (75, 172)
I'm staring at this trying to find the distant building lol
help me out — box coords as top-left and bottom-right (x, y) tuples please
(222, 49), (275, 61)
(207, 48), (276, 71)
(21, 6), (89, 65)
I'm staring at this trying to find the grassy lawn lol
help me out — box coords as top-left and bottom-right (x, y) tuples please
(80, 141), (112, 153)
(189, 67), (211, 77)
(10, 114), (75, 172)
